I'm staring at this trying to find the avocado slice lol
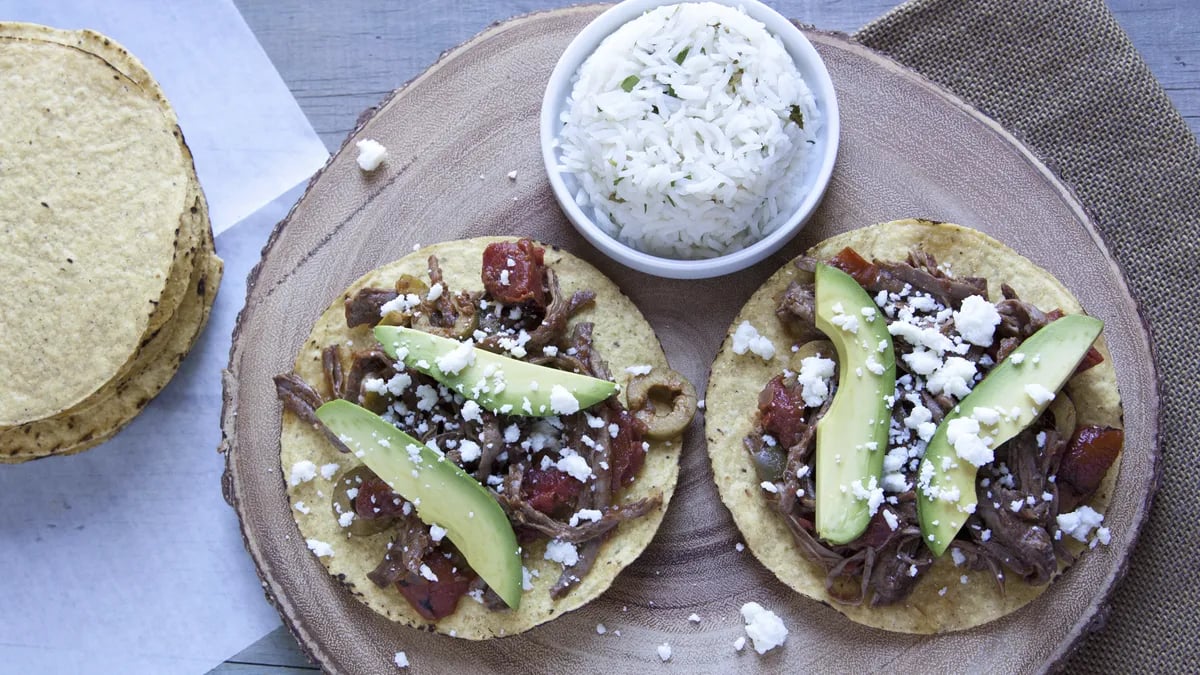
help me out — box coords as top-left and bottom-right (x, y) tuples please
(374, 325), (617, 417)
(315, 399), (523, 609)
(916, 314), (1103, 556)
(813, 263), (897, 545)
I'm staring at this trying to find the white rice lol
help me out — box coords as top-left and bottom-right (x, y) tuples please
(557, 2), (820, 260)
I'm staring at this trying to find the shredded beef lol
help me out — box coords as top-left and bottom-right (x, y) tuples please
(345, 288), (398, 328)
(745, 245), (1110, 607)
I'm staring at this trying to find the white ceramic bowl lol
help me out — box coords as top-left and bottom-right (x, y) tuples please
(540, 0), (840, 279)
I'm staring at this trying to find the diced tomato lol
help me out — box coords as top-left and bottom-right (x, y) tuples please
(481, 239), (546, 306)
(1057, 425), (1123, 511)
(1074, 346), (1105, 375)
(395, 551), (474, 621)
(354, 477), (408, 519)
(521, 467), (582, 516)
(758, 374), (808, 448)
(609, 408), (647, 492)
(828, 247), (879, 287)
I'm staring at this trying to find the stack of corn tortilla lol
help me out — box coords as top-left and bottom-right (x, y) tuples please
(0, 23), (222, 463)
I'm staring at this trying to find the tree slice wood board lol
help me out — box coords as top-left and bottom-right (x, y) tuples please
(221, 6), (1159, 673)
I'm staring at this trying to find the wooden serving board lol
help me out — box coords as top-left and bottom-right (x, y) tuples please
(221, 6), (1159, 673)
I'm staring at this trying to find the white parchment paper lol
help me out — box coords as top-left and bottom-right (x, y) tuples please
(0, 0), (329, 234)
(0, 0), (329, 672)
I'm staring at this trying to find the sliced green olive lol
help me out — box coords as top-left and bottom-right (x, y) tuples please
(750, 444), (787, 483)
(379, 274), (430, 326)
(788, 339), (836, 372)
(1048, 392), (1076, 441)
(626, 368), (698, 440)
(330, 466), (394, 536)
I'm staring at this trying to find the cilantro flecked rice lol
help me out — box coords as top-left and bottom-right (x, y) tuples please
(557, 2), (819, 259)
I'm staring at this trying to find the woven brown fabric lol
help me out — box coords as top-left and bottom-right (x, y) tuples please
(856, 0), (1199, 671)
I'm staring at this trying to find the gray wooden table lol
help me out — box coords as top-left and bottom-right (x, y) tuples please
(218, 1), (1198, 671)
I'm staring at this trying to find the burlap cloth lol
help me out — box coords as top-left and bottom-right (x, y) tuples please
(855, 0), (1198, 670)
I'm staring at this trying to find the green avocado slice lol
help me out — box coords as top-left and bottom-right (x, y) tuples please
(374, 326), (618, 417)
(315, 399), (523, 609)
(813, 263), (897, 545)
(916, 314), (1103, 556)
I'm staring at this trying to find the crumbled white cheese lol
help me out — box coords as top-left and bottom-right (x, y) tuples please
(458, 439), (482, 463)
(657, 643), (672, 662)
(293, 501), (310, 515)
(954, 296), (1001, 346)
(865, 355), (885, 376)
(503, 423), (520, 444)
(549, 385), (581, 415)
(319, 463), (340, 481)
(951, 548), (967, 566)
(733, 636), (746, 651)
(902, 347), (943, 376)
(429, 524), (447, 542)
(1011, 352), (1026, 364)
(338, 511), (355, 528)
(972, 406), (1001, 425)
(596, 623), (607, 635)
(1025, 383), (1056, 406)
(797, 356), (836, 407)
(882, 509), (900, 531)
(568, 509), (603, 526)
(290, 460), (318, 486)
(688, 613), (701, 623)
(436, 340), (476, 375)
(380, 293), (422, 316)
(419, 564), (438, 582)
(306, 538), (334, 557)
(545, 540), (579, 566)
(739, 602), (788, 654)
(731, 321), (776, 361)
(426, 282), (444, 302)
(355, 139), (387, 171)
(850, 477), (885, 516)
(946, 417), (993, 467)
(1057, 505), (1106, 542)
(625, 364), (653, 376)
(735, 542), (745, 552)
(507, 170), (518, 180)
(556, 454), (591, 482)
(393, 651), (409, 669)
(927, 357), (977, 399)
(760, 481), (779, 494)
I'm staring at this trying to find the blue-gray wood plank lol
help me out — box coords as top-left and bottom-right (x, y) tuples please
(216, 0), (1199, 671)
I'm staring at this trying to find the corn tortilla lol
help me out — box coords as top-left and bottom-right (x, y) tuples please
(0, 23), (199, 426)
(280, 238), (682, 639)
(0, 208), (220, 462)
(705, 220), (1122, 632)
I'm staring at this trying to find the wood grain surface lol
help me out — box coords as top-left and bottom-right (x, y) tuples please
(219, 8), (1157, 674)
(233, 0), (1200, 153)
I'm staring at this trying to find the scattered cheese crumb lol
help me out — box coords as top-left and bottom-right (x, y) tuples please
(625, 364), (653, 376)
(293, 501), (310, 515)
(1025, 383), (1056, 406)
(688, 613), (701, 623)
(797, 356), (836, 407)
(556, 454), (592, 482)
(954, 296), (1001, 346)
(657, 643), (672, 662)
(731, 321), (776, 361)
(290, 460), (318, 486)
(545, 539), (580, 566)
(740, 602), (788, 654)
(305, 538), (334, 558)
(735, 542), (745, 552)
(393, 651), (409, 669)
(355, 139), (387, 171)
(549, 385), (581, 415)
(507, 170), (518, 180)
(596, 623), (607, 635)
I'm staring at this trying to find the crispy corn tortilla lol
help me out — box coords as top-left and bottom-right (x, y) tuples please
(705, 220), (1122, 633)
(281, 238), (682, 639)
(0, 201), (221, 463)
(0, 23), (200, 426)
